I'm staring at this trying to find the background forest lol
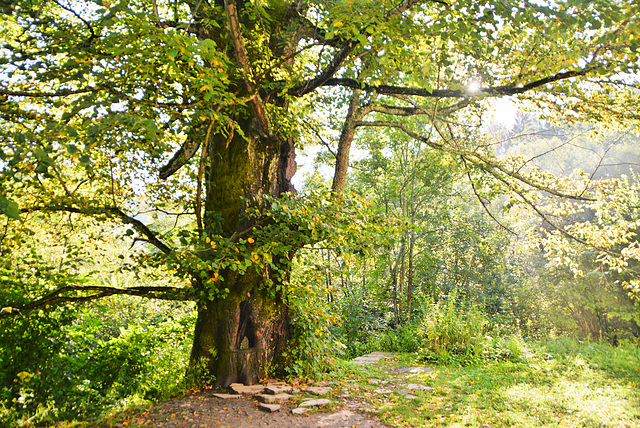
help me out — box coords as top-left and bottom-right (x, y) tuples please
(1, 0), (639, 426)
(2, 108), (639, 426)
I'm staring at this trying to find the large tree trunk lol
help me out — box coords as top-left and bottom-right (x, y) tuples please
(175, 0), (303, 387)
(188, 110), (296, 386)
(189, 272), (291, 387)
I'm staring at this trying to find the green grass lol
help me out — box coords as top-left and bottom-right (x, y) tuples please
(329, 338), (640, 427)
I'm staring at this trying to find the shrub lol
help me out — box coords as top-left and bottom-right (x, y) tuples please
(0, 298), (195, 427)
(283, 287), (345, 379)
(418, 292), (489, 359)
(375, 322), (422, 353)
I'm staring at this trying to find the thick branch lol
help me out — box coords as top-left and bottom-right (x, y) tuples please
(0, 86), (101, 97)
(287, 40), (359, 97)
(319, 68), (594, 98)
(159, 130), (202, 179)
(224, 0), (271, 136)
(24, 205), (173, 254)
(52, 0), (97, 46)
(288, 0), (434, 97)
(0, 84), (200, 110)
(0, 285), (196, 319)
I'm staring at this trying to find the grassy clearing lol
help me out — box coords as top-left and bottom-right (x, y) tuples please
(328, 338), (640, 427)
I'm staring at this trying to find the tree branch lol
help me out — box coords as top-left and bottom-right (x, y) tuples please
(354, 120), (596, 202)
(319, 68), (595, 99)
(370, 99), (471, 117)
(24, 205), (173, 254)
(0, 285), (196, 319)
(288, 0), (434, 97)
(0, 87), (101, 98)
(442, 123), (516, 235)
(224, 0), (272, 136)
(52, 0), (97, 47)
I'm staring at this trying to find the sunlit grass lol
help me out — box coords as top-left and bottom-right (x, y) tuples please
(333, 338), (640, 427)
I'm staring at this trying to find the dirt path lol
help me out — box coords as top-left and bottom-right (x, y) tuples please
(110, 353), (393, 428)
(119, 389), (387, 428)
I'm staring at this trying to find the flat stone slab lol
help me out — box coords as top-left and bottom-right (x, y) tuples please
(265, 382), (293, 394)
(374, 388), (393, 394)
(299, 398), (331, 407)
(406, 383), (433, 391)
(291, 407), (310, 415)
(229, 383), (266, 395)
(257, 403), (281, 413)
(212, 393), (243, 399)
(303, 386), (332, 395)
(390, 366), (433, 373)
(256, 393), (292, 404)
(266, 381), (288, 386)
(352, 352), (389, 365)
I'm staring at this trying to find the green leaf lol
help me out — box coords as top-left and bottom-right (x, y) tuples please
(67, 126), (79, 138)
(0, 195), (21, 221)
(67, 144), (79, 155)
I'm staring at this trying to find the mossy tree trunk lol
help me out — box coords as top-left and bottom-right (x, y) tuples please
(189, 272), (292, 387)
(177, 0), (301, 386)
(186, 109), (296, 386)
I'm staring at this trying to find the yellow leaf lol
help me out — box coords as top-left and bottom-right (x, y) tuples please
(247, 237), (254, 243)
(17, 371), (32, 381)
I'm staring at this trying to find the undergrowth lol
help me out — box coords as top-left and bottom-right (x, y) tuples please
(0, 298), (195, 428)
(331, 339), (640, 427)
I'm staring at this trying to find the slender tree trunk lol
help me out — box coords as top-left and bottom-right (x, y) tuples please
(325, 249), (334, 303)
(332, 90), (362, 193)
(407, 232), (414, 318)
(398, 241), (405, 322)
(391, 264), (399, 325)
(362, 257), (366, 292)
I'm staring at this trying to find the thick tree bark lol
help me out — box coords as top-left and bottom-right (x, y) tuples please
(176, 0), (304, 387)
(187, 109), (296, 386)
(189, 272), (291, 387)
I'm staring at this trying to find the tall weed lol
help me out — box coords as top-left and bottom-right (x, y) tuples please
(375, 322), (422, 353)
(418, 292), (489, 360)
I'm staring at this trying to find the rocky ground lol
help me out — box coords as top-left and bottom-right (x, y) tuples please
(108, 352), (434, 428)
